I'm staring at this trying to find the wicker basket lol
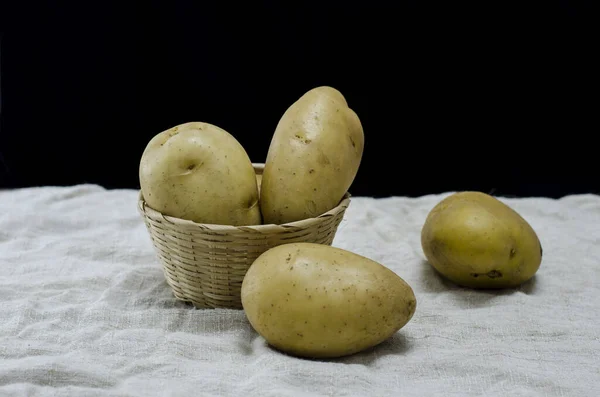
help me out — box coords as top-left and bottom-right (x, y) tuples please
(138, 163), (351, 309)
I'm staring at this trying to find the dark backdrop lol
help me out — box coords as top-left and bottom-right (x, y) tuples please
(0, 2), (596, 198)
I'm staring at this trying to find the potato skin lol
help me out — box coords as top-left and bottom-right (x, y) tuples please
(241, 243), (417, 359)
(421, 191), (543, 289)
(139, 122), (261, 226)
(260, 86), (364, 224)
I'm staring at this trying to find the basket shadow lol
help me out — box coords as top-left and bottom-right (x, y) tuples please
(270, 332), (413, 365)
(418, 259), (539, 308)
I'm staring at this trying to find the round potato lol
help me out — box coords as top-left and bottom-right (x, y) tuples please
(241, 243), (417, 359)
(139, 122), (261, 226)
(421, 191), (543, 288)
(260, 86), (364, 224)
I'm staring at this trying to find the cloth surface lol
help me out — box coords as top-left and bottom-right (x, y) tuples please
(1, 185), (599, 397)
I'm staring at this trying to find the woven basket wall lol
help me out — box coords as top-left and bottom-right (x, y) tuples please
(138, 163), (351, 309)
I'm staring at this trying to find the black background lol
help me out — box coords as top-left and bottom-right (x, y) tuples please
(0, 2), (596, 198)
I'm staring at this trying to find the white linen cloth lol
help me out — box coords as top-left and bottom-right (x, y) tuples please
(0, 185), (599, 397)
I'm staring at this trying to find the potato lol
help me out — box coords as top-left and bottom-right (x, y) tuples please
(241, 243), (417, 359)
(421, 191), (543, 289)
(260, 86), (364, 224)
(139, 122), (261, 226)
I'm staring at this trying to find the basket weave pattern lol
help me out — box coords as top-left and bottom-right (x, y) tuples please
(138, 164), (351, 309)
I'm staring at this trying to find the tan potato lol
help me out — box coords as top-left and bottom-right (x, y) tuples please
(241, 243), (417, 359)
(139, 122), (261, 226)
(421, 191), (543, 288)
(260, 86), (364, 224)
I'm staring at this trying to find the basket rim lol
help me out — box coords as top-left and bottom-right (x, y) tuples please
(137, 163), (351, 232)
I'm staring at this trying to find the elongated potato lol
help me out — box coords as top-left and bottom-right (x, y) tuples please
(241, 243), (417, 359)
(139, 122), (261, 226)
(260, 86), (364, 224)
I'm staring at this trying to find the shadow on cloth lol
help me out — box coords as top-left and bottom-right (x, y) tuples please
(333, 332), (413, 365)
(266, 332), (413, 365)
(418, 259), (539, 306)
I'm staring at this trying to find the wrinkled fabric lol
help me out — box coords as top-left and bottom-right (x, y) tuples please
(1, 185), (599, 396)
